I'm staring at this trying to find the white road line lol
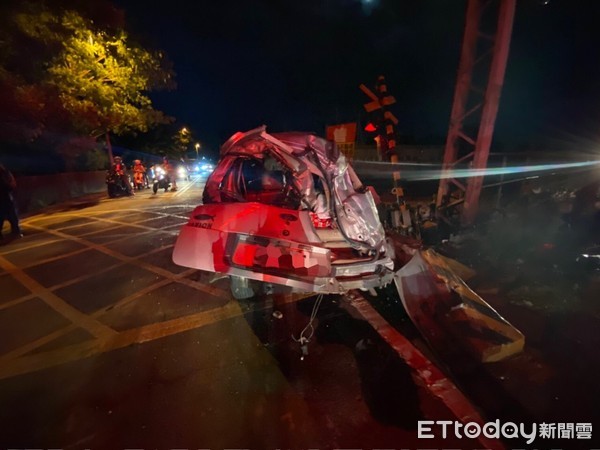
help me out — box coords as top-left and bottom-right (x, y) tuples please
(173, 179), (195, 197)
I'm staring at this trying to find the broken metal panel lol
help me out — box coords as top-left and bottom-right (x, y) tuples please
(333, 163), (386, 252)
(273, 131), (341, 177)
(437, 253), (477, 281)
(394, 249), (524, 363)
(275, 130), (387, 252)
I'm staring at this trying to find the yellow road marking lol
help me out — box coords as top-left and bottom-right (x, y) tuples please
(19, 247), (90, 270)
(44, 262), (126, 292)
(0, 237), (64, 256)
(26, 212), (178, 236)
(25, 224), (227, 299)
(0, 292), (315, 380)
(0, 256), (117, 340)
(0, 246), (182, 361)
(64, 224), (122, 237)
(22, 207), (189, 226)
(92, 267), (197, 319)
(0, 293), (36, 311)
(0, 191), (256, 378)
(3, 243), (174, 311)
(0, 301), (243, 380)
(0, 323), (78, 363)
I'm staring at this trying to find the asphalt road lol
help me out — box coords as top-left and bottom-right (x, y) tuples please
(0, 176), (478, 450)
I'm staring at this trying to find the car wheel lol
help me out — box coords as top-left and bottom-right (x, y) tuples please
(230, 276), (255, 299)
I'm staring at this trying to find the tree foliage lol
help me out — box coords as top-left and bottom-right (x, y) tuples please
(118, 122), (196, 159)
(20, 8), (174, 136)
(173, 127), (192, 156)
(0, 2), (176, 171)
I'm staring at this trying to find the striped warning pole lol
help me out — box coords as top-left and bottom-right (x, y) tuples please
(360, 77), (410, 228)
(376, 76), (410, 230)
(345, 290), (506, 450)
(377, 76), (402, 201)
(376, 76), (397, 158)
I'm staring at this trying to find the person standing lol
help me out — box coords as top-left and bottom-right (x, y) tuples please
(0, 164), (22, 241)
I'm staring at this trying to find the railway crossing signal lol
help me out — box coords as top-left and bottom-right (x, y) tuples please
(360, 76), (410, 229)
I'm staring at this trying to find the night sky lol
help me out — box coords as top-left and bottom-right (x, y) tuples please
(115, 0), (600, 155)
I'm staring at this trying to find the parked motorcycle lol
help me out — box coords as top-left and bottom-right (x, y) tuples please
(152, 165), (171, 194)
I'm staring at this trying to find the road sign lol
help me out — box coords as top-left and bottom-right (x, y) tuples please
(360, 83), (396, 112)
(326, 122), (357, 143)
(326, 123), (357, 161)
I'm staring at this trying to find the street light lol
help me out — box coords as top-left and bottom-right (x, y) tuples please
(195, 142), (200, 159)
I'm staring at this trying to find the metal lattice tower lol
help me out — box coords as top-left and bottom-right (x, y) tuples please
(436, 0), (516, 225)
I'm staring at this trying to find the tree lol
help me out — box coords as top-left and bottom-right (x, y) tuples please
(43, 11), (175, 161)
(1, 4), (176, 166)
(172, 126), (192, 158)
(115, 122), (197, 160)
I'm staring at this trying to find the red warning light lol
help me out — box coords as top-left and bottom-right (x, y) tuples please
(364, 122), (377, 132)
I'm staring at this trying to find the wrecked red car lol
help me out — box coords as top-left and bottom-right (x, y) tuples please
(172, 126), (395, 298)
(172, 126), (525, 363)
